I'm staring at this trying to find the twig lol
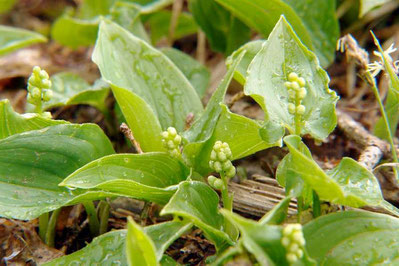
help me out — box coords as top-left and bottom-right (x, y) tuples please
(120, 123), (143, 154)
(168, 0), (184, 46)
(197, 30), (207, 65)
(228, 91), (245, 108)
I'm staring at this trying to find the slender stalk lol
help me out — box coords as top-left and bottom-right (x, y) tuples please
(296, 196), (304, 223)
(221, 173), (233, 211)
(312, 191), (321, 218)
(294, 96), (302, 135)
(168, 0), (183, 46)
(83, 201), (100, 237)
(39, 212), (49, 241)
(45, 208), (61, 247)
(98, 201), (110, 235)
(140, 201), (152, 226)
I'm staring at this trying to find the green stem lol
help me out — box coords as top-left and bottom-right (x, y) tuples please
(39, 212), (49, 241)
(312, 190), (321, 218)
(369, 79), (399, 177)
(297, 196), (304, 223)
(83, 201), (100, 237)
(45, 208), (61, 247)
(34, 100), (43, 114)
(98, 201), (110, 235)
(294, 94), (301, 135)
(221, 173), (233, 211)
(140, 201), (152, 226)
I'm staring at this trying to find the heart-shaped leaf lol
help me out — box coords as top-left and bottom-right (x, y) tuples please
(61, 152), (190, 205)
(283, 135), (399, 215)
(303, 211), (399, 264)
(244, 16), (338, 140)
(161, 47), (210, 98)
(0, 124), (115, 219)
(161, 181), (233, 251)
(92, 19), (203, 132)
(0, 25), (46, 56)
(0, 99), (66, 140)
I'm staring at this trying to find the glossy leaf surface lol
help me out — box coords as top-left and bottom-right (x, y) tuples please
(284, 135), (399, 215)
(0, 124), (115, 219)
(245, 17), (338, 140)
(162, 47), (209, 98)
(304, 211), (399, 264)
(161, 181), (233, 251)
(61, 152), (190, 205)
(0, 99), (66, 140)
(0, 25), (46, 56)
(93, 19), (203, 132)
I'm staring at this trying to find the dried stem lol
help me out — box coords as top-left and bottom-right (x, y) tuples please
(168, 0), (184, 46)
(197, 30), (207, 65)
(120, 123), (143, 154)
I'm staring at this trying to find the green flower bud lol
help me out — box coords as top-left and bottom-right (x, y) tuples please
(169, 149), (180, 158)
(173, 135), (182, 145)
(27, 93), (35, 104)
(291, 81), (300, 91)
(167, 127), (177, 137)
(222, 160), (233, 171)
(296, 105), (306, 115)
(226, 166), (236, 178)
(213, 141), (222, 151)
(167, 140), (175, 149)
(288, 103), (296, 114)
(39, 69), (49, 80)
(213, 178), (224, 190)
(288, 90), (296, 100)
(42, 89), (53, 102)
(210, 150), (217, 161)
(213, 161), (222, 173)
(208, 175), (217, 186)
(288, 72), (298, 82)
(297, 77), (306, 87)
(298, 87), (307, 99)
(209, 160), (214, 169)
(30, 87), (41, 99)
(286, 253), (298, 264)
(282, 224), (305, 264)
(284, 81), (292, 88)
(218, 152), (227, 162)
(161, 127), (182, 157)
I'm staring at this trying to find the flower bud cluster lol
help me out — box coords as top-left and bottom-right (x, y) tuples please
(161, 127), (182, 157)
(284, 72), (307, 116)
(209, 141), (236, 178)
(281, 224), (306, 264)
(27, 66), (53, 105)
(207, 175), (224, 190)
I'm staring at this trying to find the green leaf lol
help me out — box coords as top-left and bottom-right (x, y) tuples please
(360, 0), (391, 17)
(43, 230), (127, 266)
(78, 0), (115, 19)
(189, 0), (250, 55)
(45, 220), (190, 265)
(226, 40), (264, 85)
(259, 197), (292, 225)
(146, 10), (198, 44)
(244, 16), (338, 140)
(259, 121), (285, 145)
(161, 181), (233, 251)
(0, 124), (115, 219)
(35, 72), (110, 113)
(185, 104), (281, 174)
(127, 216), (158, 266)
(61, 152), (190, 205)
(92, 19), (203, 132)
(222, 210), (315, 266)
(161, 47), (210, 98)
(112, 85), (165, 152)
(0, 25), (46, 56)
(137, 0), (174, 14)
(51, 16), (99, 48)
(110, 1), (150, 42)
(0, 99), (66, 140)
(303, 211), (399, 264)
(216, 0), (339, 67)
(283, 135), (399, 215)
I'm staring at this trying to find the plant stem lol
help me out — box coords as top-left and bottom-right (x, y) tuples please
(98, 201), (110, 235)
(297, 196), (304, 223)
(221, 173), (233, 211)
(312, 190), (321, 218)
(369, 79), (399, 178)
(45, 208), (61, 247)
(168, 0), (183, 45)
(140, 201), (152, 226)
(294, 95), (301, 135)
(83, 201), (100, 237)
(39, 212), (49, 241)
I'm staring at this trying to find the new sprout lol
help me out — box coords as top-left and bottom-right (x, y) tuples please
(26, 66), (53, 115)
(161, 127), (182, 157)
(281, 224), (306, 264)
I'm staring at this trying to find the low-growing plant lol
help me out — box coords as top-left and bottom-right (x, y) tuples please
(2, 0), (399, 265)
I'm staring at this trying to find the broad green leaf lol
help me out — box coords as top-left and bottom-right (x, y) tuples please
(259, 197), (292, 225)
(360, 0), (391, 17)
(137, 0), (174, 14)
(146, 10), (198, 44)
(61, 152), (190, 205)
(44, 230), (127, 266)
(0, 0), (16, 14)
(161, 181), (233, 251)
(161, 47), (210, 98)
(32, 72), (110, 113)
(216, 0), (339, 67)
(112, 85), (165, 152)
(226, 40), (264, 85)
(222, 210), (315, 266)
(186, 104), (281, 174)
(51, 16), (98, 48)
(127, 217), (158, 266)
(189, 0), (250, 55)
(110, 1), (150, 42)
(92, 19), (203, 132)
(45, 220), (190, 265)
(78, 0), (115, 19)
(0, 25), (46, 56)
(0, 99), (66, 140)
(284, 135), (399, 215)
(245, 17), (338, 140)
(303, 211), (399, 264)
(0, 124), (115, 219)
